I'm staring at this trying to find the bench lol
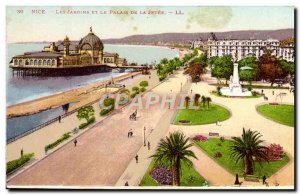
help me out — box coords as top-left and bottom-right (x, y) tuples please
(209, 132), (219, 137)
(244, 175), (259, 182)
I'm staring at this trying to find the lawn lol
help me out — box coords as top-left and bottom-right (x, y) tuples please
(195, 138), (289, 178)
(174, 103), (231, 125)
(257, 104), (294, 127)
(140, 160), (206, 186)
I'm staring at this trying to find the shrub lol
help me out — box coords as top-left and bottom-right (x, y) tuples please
(132, 86), (139, 92)
(100, 107), (113, 116)
(265, 143), (284, 161)
(140, 87), (146, 93)
(7, 153), (34, 174)
(214, 152), (222, 158)
(103, 98), (115, 108)
(77, 105), (95, 123)
(193, 135), (208, 142)
(79, 116), (96, 128)
(139, 80), (149, 87)
(150, 166), (173, 185)
(252, 91), (257, 96)
(45, 132), (71, 151)
(159, 75), (166, 81)
(130, 93), (137, 98)
(220, 137), (225, 142)
(247, 86), (253, 91)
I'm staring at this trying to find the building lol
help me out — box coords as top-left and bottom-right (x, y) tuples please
(193, 32), (294, 62)
(11, 27), (127, 69)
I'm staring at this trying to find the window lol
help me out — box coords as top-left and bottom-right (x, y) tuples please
(34, 60), (38, 65)
(43, 60), (47, 65)
(38, 60), (42, 65)
(47, 60), (51, 65)
(19, 59), (22, 65)
(52, 60), (56, 66)
(14, 59), (18, 65)
(30, 59), (33, 65)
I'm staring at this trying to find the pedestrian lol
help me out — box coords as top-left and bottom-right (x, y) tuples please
(131, 75), (134, 79)
(272, 91), (274, 95)
(261, 89), (264, 95)
(135, 154), (138, 163)
(125, 181), (129, 186)
(262, 175), (267, 185)
(147, 141), (150, 150)
(58, 115), (61, 123)
(74, 138), (77, 147)
(191, 89), (193, 94)
(20, 148), (23, 157)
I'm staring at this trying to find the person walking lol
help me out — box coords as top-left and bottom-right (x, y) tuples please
(125, 181), (129, 186)
(74, 138), (77, 147)
(135, 154), (139, 163)
(58, 115), (61, 123)
(20, 148), (23, 157)
(147, 141), (150, 150)
(262, 175), (267, 185)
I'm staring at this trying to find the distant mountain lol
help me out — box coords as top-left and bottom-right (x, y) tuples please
(102, 29), (294, 45)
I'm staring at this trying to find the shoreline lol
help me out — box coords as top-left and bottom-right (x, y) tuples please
(7, 72), (141, 118)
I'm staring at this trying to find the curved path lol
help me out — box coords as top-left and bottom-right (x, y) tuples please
(170, 73), (294, 188)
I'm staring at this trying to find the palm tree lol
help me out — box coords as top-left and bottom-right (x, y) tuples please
(201, 96), (206, 108)
(230, 128), (269, 175)
(150, 131), (197, 186)
(184, 96), (190, 109)
(206, 97), (212, 108)
(194, 94), (201, 106)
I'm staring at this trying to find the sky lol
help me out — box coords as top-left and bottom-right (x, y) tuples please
(6, 6), (295, 43)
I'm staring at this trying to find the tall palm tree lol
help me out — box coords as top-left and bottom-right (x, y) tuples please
(184, 96), (190, 109)
(194, 94), (201, 106)
(150, 131), (197, 186)
(206, 97), (212, 108)
(230, 128), (269, 175)
(201, 96), (206, 108)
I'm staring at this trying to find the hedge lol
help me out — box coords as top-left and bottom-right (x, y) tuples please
(79, 116), (96, 129)
(45, 132), (71, 151)
(100, 108), (113, 116)
(7, 153), (34, 174)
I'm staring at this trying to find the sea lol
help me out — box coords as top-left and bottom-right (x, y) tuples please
(6, 43), (178, 141)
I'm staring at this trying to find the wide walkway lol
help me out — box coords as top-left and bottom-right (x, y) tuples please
(7, 70), (189, 187)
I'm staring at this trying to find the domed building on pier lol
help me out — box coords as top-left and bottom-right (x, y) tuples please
(11, 27), (127, 68)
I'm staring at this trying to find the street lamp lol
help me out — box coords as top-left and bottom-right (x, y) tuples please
(143, 127), (146, 146)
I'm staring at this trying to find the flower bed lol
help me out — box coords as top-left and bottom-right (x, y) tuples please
(178, 120), (190, 124)
(150, 166), (173, 185)
(269, 102), (279, 105)
(192, 135), (208, 142)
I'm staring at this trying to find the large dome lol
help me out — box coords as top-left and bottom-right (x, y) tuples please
(78, 28), (103, 50)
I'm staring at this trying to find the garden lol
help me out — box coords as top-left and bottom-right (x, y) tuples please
(174, 102), (231, 125)
(194, 134), (289, 178)
(256, 104), (294, 127)
(7, 153), (34, 174)
(140, 160), (206, 186)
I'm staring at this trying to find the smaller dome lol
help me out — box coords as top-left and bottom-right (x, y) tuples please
(78, 28), (103, 50)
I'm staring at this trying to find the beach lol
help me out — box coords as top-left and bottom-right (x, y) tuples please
(7, 72), (141, 118)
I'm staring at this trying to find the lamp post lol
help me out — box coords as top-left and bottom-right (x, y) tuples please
(143, 127), (146, 146)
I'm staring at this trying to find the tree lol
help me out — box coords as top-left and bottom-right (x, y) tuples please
(183, 62), (205, 82)
(156, 64), (163, 75)
(201, 96), (206, 108)
(150, 131), (197, 186)
(194, 94), (201, 107)
(230, 128), (269, 175)
(211, 55), (234, 85)
(77, 106), (95, 123)
(279, 59), (294, 77)
(184, 96), (190, 109)
(258, 50), (285, 86)
(206, 97), (212, 108)
(238, 55), (258, 85)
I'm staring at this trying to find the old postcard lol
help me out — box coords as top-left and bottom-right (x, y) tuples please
(6, 6), (295, 190)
